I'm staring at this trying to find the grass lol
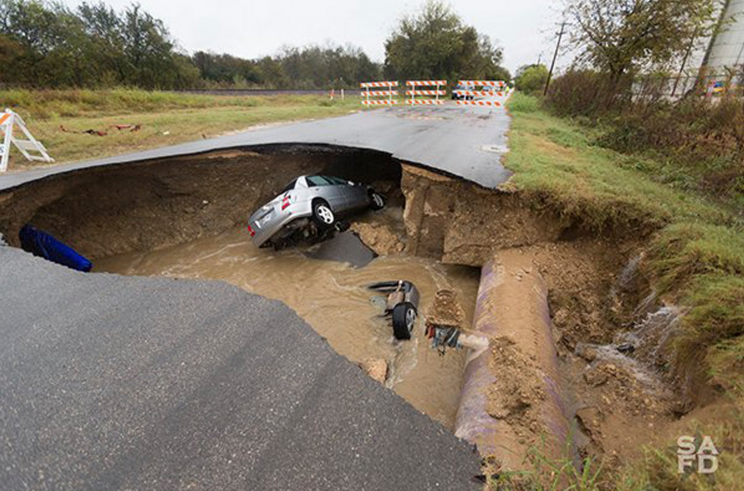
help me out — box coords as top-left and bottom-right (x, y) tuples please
(505, 93), (744, 489)
(0, 88), (361, 165)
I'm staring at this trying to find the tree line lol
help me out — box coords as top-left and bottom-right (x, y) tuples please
(0, 0), (510, 90)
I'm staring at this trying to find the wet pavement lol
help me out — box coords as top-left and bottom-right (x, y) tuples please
(97, 227), (481, 429)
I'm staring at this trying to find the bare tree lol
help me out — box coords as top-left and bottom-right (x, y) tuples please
(565, 0), (722, 87)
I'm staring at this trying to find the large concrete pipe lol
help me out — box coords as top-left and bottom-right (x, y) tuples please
(454, 250), (571, 470)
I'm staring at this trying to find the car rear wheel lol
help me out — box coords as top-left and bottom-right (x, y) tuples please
(313, 200), (336, 229)
(369, 191), (386, 211)
(392, 302), (417, 340)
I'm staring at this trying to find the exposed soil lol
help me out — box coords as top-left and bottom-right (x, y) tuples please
(0, 145), (697, 478)
(0, 146), (400, 259)
(398, 165), (686, 473)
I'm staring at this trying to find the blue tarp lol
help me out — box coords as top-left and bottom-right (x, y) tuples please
(19, 225), (92, 272)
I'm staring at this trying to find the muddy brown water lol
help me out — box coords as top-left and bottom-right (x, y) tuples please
(96, 227), (480, 429)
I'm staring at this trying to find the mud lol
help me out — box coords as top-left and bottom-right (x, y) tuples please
(95, 227), (479, 429)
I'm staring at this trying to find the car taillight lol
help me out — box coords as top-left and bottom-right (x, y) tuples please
(247, 224), (256, 237)
(281, 195), (291, 211)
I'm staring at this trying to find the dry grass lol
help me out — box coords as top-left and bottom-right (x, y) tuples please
(0, 89), (360, 166)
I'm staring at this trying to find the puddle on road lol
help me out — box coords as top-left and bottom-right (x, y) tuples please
(96, 227), (480, 429)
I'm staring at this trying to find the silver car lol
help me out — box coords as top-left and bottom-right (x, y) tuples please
(247, 175), (386, 248)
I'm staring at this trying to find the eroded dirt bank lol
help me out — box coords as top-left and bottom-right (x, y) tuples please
(397, 163), (694, 474)
(0, 145), (401, 259)
(0, 147), (700, 477)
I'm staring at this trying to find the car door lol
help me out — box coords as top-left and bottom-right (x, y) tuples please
(343, 182), (369, 210)
(326, 176), (367, 211)
(306, 175), (345, 211)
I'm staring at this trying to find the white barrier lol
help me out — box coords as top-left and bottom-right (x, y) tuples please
(405, 80), (446, 105)
(360, 81), (398, 106)
(0, 109), (54, 172)
(453, 80), (509, 107)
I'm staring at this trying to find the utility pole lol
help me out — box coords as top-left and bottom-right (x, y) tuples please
(544, 21), (566, 96)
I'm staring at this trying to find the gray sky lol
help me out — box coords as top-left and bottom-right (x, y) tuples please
(62, 0), (565, 74)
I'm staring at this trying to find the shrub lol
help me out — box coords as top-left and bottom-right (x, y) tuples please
(545, 69), (626, 118)
(599, 97), (744, 199)
(514, 65), (548, 96)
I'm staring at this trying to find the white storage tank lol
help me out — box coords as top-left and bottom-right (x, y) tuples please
(704, 0), (744, 73)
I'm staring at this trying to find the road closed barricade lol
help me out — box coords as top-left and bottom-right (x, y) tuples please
(454, 80), (508, 107)
(360, 81), (399, 106)
(405, 80), (446, 105)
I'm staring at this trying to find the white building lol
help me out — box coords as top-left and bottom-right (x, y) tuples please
(662, 0), (744, 97)
(704, 0), (744, 75)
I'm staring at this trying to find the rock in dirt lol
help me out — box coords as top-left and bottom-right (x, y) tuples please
(583, 367), (610, 387)
(359, 358), (388, 383)
(427, 289), (465, 328)
(576, 406), (604, 437)
(576, 343), (598, 362)
(350, 222), (404, 256)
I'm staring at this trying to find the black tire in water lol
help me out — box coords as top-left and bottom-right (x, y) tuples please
(312, 200), (336, 229)
(392, 302), (417, 340)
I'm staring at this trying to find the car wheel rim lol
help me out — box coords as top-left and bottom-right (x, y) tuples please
(373, 194), (383, 207)
(406, 309), (416, 330)
(317, 206), (334, 224)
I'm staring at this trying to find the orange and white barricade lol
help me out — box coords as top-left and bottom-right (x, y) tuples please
(405, 80), (446, 105)
(360, 81), (398, 106)
(453, 80), (509, 107)
(0, 109), (54, 172)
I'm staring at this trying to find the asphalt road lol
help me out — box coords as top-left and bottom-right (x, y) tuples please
(0, 104), (512, 192)
(0, 104), (508, 488)
(0, 246), (481, 490)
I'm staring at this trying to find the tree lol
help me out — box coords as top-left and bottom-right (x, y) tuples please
(0, 0), (200, 88)
(515, 64), (549, 94)
(565, 0), (722, 87)
(383, 0), (508, 82)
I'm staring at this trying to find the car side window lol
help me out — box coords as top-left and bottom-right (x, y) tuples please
(324, 176), (348, 185)
(307, 176), (332, 187)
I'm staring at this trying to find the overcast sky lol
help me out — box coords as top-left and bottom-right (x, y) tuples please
(61, 0), (568, 74)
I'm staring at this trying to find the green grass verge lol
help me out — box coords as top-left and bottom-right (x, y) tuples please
(0, 89), (361, 164)
(506, 93), (744, 489)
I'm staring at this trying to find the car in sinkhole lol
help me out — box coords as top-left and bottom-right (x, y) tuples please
(247, 175), (386, 249)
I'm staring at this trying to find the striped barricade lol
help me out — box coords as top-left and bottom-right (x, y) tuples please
(456, 100), (502, 107)
(406, 80), (447, 87)
(361, 81), (399, 88)
(406, 80), (446, 105)
(453, 80), (508, 108)
(405, 99), (445, 105)
(362, 100), (398, 106)
(458, 80), (507, 88)
(360, 81), (399, 107)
